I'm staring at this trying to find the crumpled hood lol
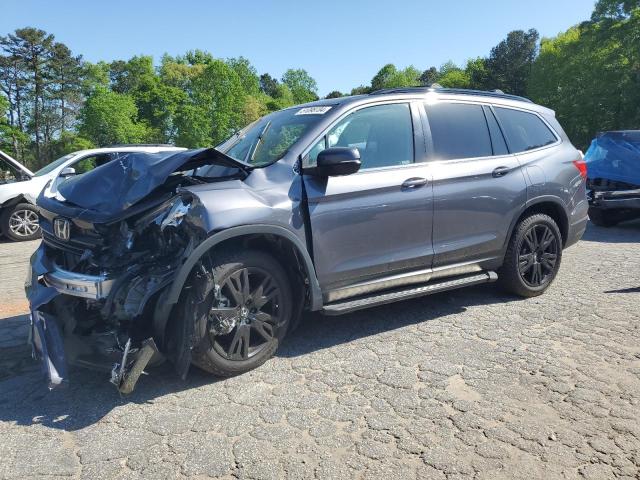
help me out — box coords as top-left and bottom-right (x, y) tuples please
(38, 147), (245, 222)
(585, 131), (640, 187)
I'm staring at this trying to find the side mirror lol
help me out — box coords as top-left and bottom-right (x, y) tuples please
(60, 166), (76, 177)
(308, 147), (361, 177)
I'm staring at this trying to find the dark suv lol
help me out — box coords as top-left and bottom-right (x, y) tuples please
(27, 87), (588, 392)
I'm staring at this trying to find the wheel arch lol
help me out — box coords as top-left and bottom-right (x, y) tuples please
(506, 197), (569, 250)
(164, 224), (323, 311)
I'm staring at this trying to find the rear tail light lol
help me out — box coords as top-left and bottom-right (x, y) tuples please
(572, 159), (587, 179)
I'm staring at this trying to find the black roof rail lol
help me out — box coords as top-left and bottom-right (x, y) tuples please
(105, 143), (178, 148)
(369, 86), (533, 103)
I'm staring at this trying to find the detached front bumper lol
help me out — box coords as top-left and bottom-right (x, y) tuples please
(26, 244), (161, 392)
(43, 264), (114, 300)
(26, 245), (68, 389)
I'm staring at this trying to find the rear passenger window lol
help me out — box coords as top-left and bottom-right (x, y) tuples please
(494, 107), (557, 153)
(425, 103), (492, 160)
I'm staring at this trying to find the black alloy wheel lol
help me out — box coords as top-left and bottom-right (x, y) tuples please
(185, 248), (293, 377)
(208, 266), (283, 361)
(517, 224), (559, 287)
(499, 213), (563, 298)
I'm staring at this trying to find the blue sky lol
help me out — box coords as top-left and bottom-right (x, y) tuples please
(2, 0), (595, 96)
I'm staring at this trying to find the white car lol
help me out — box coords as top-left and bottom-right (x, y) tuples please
(0, 145), (186, 241)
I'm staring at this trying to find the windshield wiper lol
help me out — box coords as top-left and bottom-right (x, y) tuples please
(246, 121), (272, 163)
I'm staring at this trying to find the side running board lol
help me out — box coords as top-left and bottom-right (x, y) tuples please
(322, 271), (498, 316)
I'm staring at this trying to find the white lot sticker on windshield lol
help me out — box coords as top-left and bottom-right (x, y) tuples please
(295, 106), (332, 115)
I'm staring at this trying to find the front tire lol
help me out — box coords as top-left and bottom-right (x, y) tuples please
(499, 213), (562, 298)
(184, 248), (293, 377)
(1, 203), (41, 241)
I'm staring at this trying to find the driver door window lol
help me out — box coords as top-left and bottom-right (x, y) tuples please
(308, 103), (414, 170)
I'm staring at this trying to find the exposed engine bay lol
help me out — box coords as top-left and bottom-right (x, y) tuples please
(27, 148), (250, 393)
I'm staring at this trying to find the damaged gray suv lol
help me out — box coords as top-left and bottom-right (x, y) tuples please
(27, 87), (589, 392)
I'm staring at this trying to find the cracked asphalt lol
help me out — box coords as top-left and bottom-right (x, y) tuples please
(0, 221), (639, 479)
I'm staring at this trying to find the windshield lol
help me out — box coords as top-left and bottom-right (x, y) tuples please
(217, 106), (332, 167)
(34, 153), (76, 176)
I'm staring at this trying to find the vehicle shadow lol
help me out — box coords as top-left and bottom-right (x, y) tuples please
(0, 283), (518, 432)
(580, 219), (640, 244)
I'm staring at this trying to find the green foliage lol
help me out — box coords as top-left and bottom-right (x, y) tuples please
(592, 0), (640, 19)
(79, 86), (149, 146)
(371, 64), (421, 90)
(436, 62), (471, 88)
(266, 83), (295, 111)
(227, 57), (260, 96)
(349, 85), (371, 95)
(49, 132), (94, 159)
(485, 29), (539, 95)
(259, 73), (279, 97)
(281, 69), (318, 104)
(419, 67), (439, 86)
(529, 9), (640, 149)
(325, 90), (344, 99)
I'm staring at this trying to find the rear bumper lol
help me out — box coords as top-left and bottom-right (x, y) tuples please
(589, 194), (640, 210)
(589, 188), (640, 208)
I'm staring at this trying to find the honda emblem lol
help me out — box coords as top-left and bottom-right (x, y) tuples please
(53, 218), (70, 241)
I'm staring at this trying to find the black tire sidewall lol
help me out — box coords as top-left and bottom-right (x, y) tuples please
(190, 249), (293, 377)
(1, 203), (41, 242)
(501, 214), (563, 297)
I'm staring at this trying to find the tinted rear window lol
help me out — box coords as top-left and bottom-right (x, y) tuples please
(494, 107), (557, 153)
(425, 103), (492, 160)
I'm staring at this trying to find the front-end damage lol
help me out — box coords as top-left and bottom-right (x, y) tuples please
(27, 193), (207, 392)
(26, 148), (247, 393)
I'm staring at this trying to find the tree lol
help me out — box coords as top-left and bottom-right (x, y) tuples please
(437, 68), (470, 88)
(592, 0), (640, 19)
(465, 58), (490, 90)
(0, 28), (54, 163)
(226, 57), (260, 96)
(371, 64), (397, 90)
(259, 73), (279, 97)
(419, 67), (439, 86)
(191, 59), (246, 144)
(0, 94), (28, 157)
(529, 9), (640, 149)
(78, 86), (149, 146)
(265, 83), (294, 111)
(485, 29), (539, 96)
(48, 42), (83, 133)
(325, 90), (343, 99)
(371, 64), (421, 90)
(350, 85), (372, 95)
(281, 68), (318, 104)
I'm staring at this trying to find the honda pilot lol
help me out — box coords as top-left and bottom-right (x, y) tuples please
(27, 87), (588, 392)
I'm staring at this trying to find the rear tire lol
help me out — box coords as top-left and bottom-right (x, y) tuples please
(499, 213), (562, 298)
(588, 207), (619, 227)
(1, 203), (41, 242)
(183, 248), (293, 377)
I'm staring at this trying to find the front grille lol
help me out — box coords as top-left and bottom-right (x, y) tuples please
(42, 231), (86, 256)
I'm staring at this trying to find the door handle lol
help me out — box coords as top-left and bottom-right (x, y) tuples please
(492, 166), (511, 178)
(401, 177), (428, 188)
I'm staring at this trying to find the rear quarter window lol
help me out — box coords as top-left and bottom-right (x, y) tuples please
(494, 107), (558, 153)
